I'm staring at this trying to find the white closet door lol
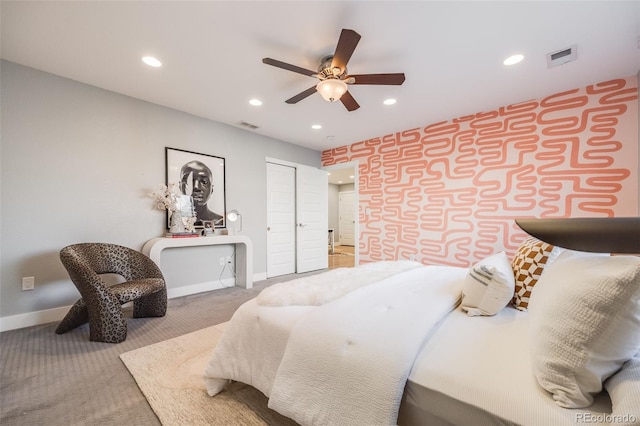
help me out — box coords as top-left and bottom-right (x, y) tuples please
(266, 163), (296, 278)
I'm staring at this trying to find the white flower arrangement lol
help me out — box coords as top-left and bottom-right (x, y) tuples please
(149, 183), (197, 233)
(149, 183), (180, 212)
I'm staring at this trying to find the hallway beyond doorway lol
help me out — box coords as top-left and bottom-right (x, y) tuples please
(328, 245), (355, 269)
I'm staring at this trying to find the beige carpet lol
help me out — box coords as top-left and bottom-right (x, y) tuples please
(120, 323), (298, 425)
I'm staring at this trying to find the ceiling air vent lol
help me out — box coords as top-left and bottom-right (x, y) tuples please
(546, 44), (577, 68)
(237, 120), (259, 130)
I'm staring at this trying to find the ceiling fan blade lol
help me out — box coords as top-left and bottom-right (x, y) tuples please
(347, 73), (406, 85)
(262, 58), (317, 77)
(285, 86), (318, 104)
(340, 91), (360, 111)
(331, 29), (361, 72)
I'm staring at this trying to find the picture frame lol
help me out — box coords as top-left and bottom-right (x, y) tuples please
(165, 147), (226, 229)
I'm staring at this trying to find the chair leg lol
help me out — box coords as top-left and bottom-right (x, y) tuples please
(86, 290), (128, 343)
(87, 308), (127, 343)
(55, 299), (89, 334)
(133, 288), (167, 318)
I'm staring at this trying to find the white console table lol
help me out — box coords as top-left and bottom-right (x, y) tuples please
(142, 235), (253, 289)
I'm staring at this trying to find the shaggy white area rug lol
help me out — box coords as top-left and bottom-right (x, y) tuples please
(120, 322), (297, 425)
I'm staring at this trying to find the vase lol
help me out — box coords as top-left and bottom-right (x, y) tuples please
(169, 209), (186, 233)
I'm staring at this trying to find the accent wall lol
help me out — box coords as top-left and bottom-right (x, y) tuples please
(322, 76), (639, 267)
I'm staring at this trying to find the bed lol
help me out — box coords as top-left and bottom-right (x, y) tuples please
(203, 218), (640, 426)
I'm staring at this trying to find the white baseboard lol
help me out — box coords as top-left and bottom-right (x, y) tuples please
(0, 305), (73, 333)
(253, 272), (267, 282)
(0, 272), (268, 332)
(166, 278), (235, 299)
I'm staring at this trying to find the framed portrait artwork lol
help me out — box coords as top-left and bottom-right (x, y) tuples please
(165, 147), (226, 229)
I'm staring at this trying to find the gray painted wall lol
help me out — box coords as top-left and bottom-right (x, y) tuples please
(0, 60), (320, 321)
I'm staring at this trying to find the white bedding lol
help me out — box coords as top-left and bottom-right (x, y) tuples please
(268, 265), (467, 425)
(203, 298), (314, 398)
(204, 263), (467, 425)
(257, 260), (421, 306)
(205, 261), (424, 399)
(402, 306), (622, 426)
(204, 261), (640, 426)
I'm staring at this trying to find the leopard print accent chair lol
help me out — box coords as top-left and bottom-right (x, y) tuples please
(56, 243), (167, 343)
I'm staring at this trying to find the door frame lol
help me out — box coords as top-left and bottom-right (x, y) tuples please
(323, 161), (359, 267)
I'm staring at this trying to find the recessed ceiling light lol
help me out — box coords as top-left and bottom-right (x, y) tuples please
(311, 124), (322, 130)
(503, 54), (524, 66)
(142, 56), (162, 67)
(383, 98), (397, 106)
(249, 99), (262, 106)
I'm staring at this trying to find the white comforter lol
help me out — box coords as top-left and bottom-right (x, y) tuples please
(204, 263), (467, 425)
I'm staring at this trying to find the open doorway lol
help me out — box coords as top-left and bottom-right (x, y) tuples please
(325, 163), (358, 269)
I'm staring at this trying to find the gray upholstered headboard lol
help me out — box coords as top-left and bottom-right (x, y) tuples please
(515, 217), (640, 254)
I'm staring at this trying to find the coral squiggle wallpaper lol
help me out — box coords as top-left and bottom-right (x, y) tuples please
(322, 76), (638, 267)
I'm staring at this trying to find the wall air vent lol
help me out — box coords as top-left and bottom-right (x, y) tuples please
(237, 120), (260, 130)
(546, 44), (577, 68)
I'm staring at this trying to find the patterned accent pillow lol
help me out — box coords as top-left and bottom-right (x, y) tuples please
(511, 237), (557, 311)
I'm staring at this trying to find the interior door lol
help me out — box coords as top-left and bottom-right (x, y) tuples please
(266, 163), (296, 278)
(296, 165), (328, 273)
(339, 191), (355, 245)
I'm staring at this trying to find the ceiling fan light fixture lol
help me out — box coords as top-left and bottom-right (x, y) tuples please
(316, 79), (348, 102)
(262, 29), (403, 111)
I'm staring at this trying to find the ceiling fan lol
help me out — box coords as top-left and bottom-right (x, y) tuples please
(262, 29), (406, 112)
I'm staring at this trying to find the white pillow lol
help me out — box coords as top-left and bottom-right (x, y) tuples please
(604, 350), (640, 423)
(529, 252), (640, 408)
(461, 251), (515, 316)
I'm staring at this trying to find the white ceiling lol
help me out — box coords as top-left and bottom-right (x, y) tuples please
(2, 1), (639, 152)
(327, 167), (356, 186)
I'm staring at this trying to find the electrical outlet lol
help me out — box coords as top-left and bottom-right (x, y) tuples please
(219, 257), (226, 266)
(22, 276), (35, 291)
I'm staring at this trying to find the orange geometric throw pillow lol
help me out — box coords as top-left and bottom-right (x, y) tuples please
(511, 237), (556, 311)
